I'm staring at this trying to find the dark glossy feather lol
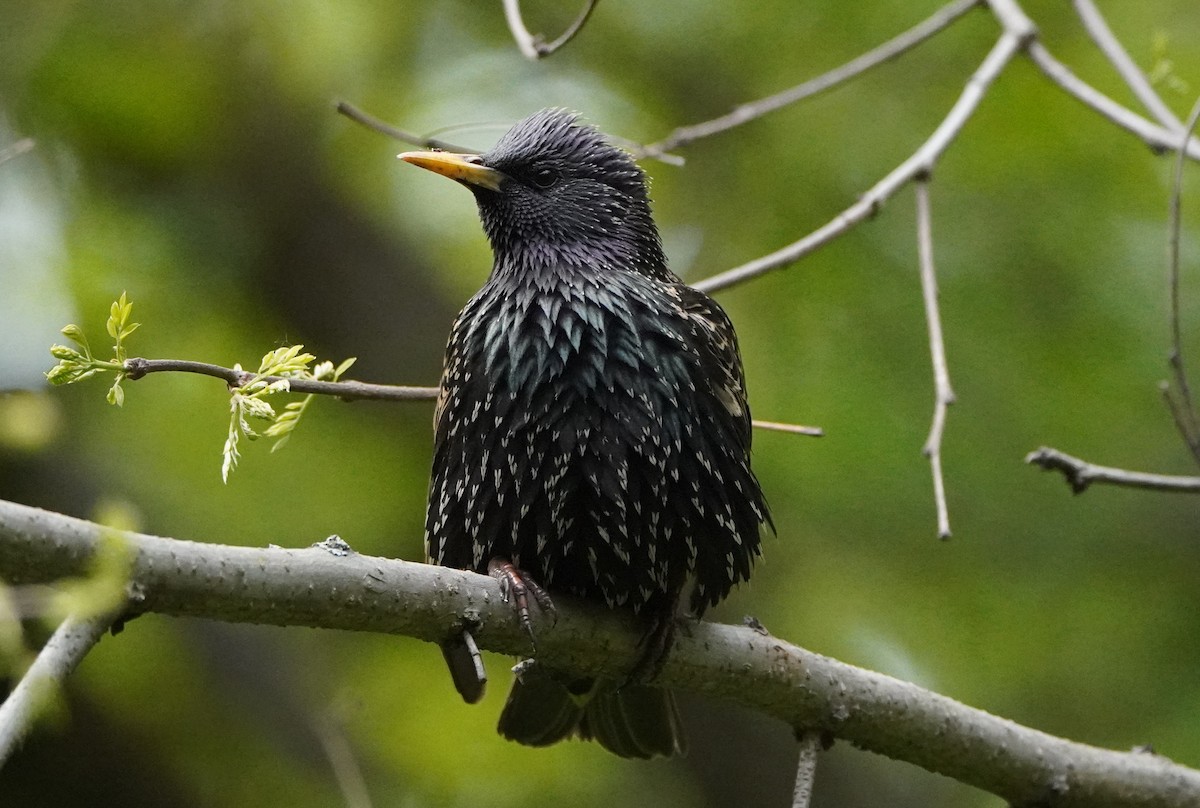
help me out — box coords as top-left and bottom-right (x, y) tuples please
(417, 109), (771, 757)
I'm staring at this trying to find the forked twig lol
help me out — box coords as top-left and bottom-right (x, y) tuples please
(695, 30), (1028, 295)
(502, 0), (600, 60)
(915, 181), (956, 538)
(636, 0), (982, 158)
(1071, 0), (1185, 132)
(1026, 447), (1200, 494)
(1027, 42), (1200, 160)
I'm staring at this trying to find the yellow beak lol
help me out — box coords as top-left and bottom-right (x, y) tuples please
(398, 151), (507, 192)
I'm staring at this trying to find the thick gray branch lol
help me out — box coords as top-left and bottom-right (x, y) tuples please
(1, 498), (1198, 805)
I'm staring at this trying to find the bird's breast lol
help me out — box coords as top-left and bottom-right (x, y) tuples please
(472, 280), (666, 397)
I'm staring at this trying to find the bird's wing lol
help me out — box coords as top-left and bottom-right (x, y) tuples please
(674, 283), (753, 445)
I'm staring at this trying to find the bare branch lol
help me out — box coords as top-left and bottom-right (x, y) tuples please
(0, 138), (36, 167)
(121, 357), (439, 402)
(2, 498), (1200, 806)
(0, 610), (118, 763)
(1164, 97), (1200, 464)
(751, 419), (824, 438)
(313, 711), (374, 808)
(791, 731), (822, 808)
(915, 181), (956, 539)
(1072, 0), (1185, 132)
(1026, 42), (1200, 161)
(695, 31), (1026, 295)
(636, 0), (982, 158)
(535, 0), (599, 57)
(335, 101), (476, 154)
(502, 0), (600, 60)
(983, 0), (1037, 37)
(337, 99), (685, 167)
(1026, 446), (1200, 494)
(1163, 383), (1200, 464)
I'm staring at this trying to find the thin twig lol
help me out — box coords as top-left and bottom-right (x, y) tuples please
(1026, 42), (1200, 161)
(335, 101), (475, 153)
(502, 0), (600, 60)
(1072, 0), (1185, 132)
(1163, 382), (1200, 463)
(695, 31), (1027, 295)
(915, 181), (956, 539)
(0, 611), (117, 764)
(752, 419), (824, 438)
(636, 0), (982, 158)
(338, 100), (685, 166)
(1026, 446), (1200, 494)
(313, 711), (374, 808)
(1164, 97), (1200, 464)
(536, 0), (600, 57)
(122, 357), (439, 401)
(792, 731), (822, 808)
(0, 138), (36, 167)
(120, 357), (820, 436)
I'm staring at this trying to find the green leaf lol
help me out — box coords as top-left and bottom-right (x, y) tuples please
(60, 324), (92, 358)
(221, 409), (242, 484)
(45, 363), (76, 385)
(49, 344), (84, 361)
(46, 364), (101, 386)
(241, 395), (276, 421)
(106, 379), (125, 407)
(334, 356), (357, 379)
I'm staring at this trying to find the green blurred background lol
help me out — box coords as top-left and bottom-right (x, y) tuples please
(1, 1), (1198, 805)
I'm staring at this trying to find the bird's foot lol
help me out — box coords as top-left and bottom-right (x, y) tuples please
(488, 558), (558, 649)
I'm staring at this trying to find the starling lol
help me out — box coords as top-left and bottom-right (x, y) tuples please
(401, 108), (771, 759)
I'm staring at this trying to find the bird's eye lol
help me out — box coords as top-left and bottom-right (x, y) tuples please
(530, 167), (559, 189)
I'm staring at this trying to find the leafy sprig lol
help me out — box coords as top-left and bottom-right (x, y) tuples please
(46, 291), (140, 406)
(221, 347), (356, 482)
(1149, 33), (1190, 96)
(48, 294), (357, 483)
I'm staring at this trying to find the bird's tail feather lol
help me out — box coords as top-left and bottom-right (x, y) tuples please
(498, 669), (687, 758)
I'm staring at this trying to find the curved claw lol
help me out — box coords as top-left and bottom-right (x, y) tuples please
(488, 558), (556, 649)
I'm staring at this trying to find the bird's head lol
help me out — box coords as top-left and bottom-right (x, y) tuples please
(400, 109), (667, 278)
